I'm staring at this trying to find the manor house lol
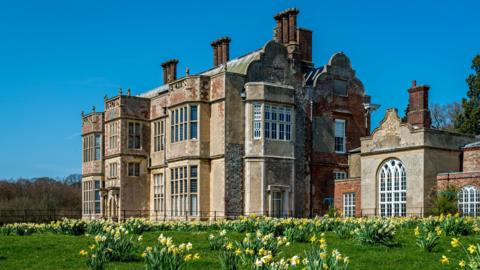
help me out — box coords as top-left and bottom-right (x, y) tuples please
(81, 8), (374, 220)
(81, 8), (480, 221)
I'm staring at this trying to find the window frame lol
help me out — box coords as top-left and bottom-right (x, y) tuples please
(334, 119), (346, 153)
(170, 165), (198, 217)
(379, 159), (407, 217)
(109, 122), (118, 150)
(170, 104), (199, 143)
(153, 173), (164, 212)
(127, 162), (140, 177)
(334, 171), (348, 180)
(128, 122), (142, 149)
(343, 192), (355, 217)
(458, 185), (480, 216)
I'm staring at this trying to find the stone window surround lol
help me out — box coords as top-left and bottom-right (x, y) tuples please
(267, 184), (291, 217)
(334, 119), (346, 154)
(169, 104), (199, 143)
(169, 165), (199, 217)
(108, 121), (119, 150)
(83, 133), (102, 162)
(127, 162), (140, 177)
(153, 173), (165, 212)
(127, 121), (142, 149)
(378, 159), (406, 217)
(153, 119), (165, 152)
(252, 102), (294, 141)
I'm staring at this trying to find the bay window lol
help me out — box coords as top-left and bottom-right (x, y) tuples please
(170, 104), (199, 143)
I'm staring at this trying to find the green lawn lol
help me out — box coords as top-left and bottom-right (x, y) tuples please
(0, 229), (476, 269)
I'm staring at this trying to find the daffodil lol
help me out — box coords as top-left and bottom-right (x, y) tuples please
(451, 238), (460, 248)
(440, 255), (449, 265)
(468, 244), (477, 254)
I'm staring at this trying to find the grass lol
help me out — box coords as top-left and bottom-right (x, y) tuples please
(0, 228), (476, 269)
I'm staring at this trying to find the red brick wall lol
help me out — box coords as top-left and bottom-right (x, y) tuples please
(437, 172), (480, 191)
(334, 178), (361, 217)
(310, 85), (368, 215)
(463, 148), (480, 173)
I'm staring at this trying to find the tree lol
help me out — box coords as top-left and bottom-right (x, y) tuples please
(455, 55), (480, 135)
(431, 102), (462, 131)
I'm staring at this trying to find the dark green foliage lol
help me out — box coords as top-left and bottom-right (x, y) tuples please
(434, 186), (458, 215)
(455, 55), (480, 135)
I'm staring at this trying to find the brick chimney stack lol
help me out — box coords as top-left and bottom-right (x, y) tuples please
(211, 37), (231, 67)
(161, 59), (179, 84)
(273, 8), (312, 67)
(407, 80), (431, 128)
(273, 8), (299, 44)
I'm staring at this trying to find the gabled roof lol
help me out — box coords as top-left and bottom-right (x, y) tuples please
(137, 84), (169, 98)
(199, 49), (262, 76)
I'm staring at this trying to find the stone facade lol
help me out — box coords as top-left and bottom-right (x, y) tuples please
(81, 8), (375, 220)
(334, 81), (478, 217)
(437, 143), (480, 196)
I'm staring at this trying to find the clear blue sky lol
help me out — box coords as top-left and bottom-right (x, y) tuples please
(0, 0), (478, 179)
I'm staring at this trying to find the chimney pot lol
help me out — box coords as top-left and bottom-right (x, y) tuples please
(161, 59), (179, 84)
(407, 81), (431, 128)
(211, 37), (231, 67)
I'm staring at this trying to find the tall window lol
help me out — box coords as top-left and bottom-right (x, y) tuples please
(458, 186), (480, 216)
(334, 119), (346, 153)
(264, 105), (292, 141)
(154, 120), (165, 152)
(95, 134), (101, 160)
(82, 181), (92, 214)
(379, 159), (406, 217)
(83, 134), (102, 162)
(109, 122), (118, 149)
(343, 193), (355, 217)
(170, 105), (198, 143)
(190, 166), (198, 216)
(253, 103), (262, 139)
(272, 191), (284, 217)
(83, 180), (101, 214)
(128, 122), (141, 149)
(153, 173), (164, 212)
(128, 162), (140, 177)
(109, 163), (118, 178)
(190, 105), (198, 139)
(94, 180), (101, 214)
(170, 165), (198, 216)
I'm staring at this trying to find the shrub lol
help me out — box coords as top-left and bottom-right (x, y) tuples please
(101, 225), (141, 261)
(142, 234), (199, 270)
(50, 218), (86, 235)
(303, 236), (349, 270)
(79, 235), (110, 270)
(354, 218), (397, 247)
(434, 186), (458, 215)
(415, 225), (442, 252)
(209, 230), (229, 250)
(219, 244), (241, 270)
(439, 213), (473, 236)
(333, 220), (357, 239)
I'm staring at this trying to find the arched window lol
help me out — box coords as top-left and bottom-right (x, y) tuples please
(379, 159), (406, 217)
(458, 186), (480, 216)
